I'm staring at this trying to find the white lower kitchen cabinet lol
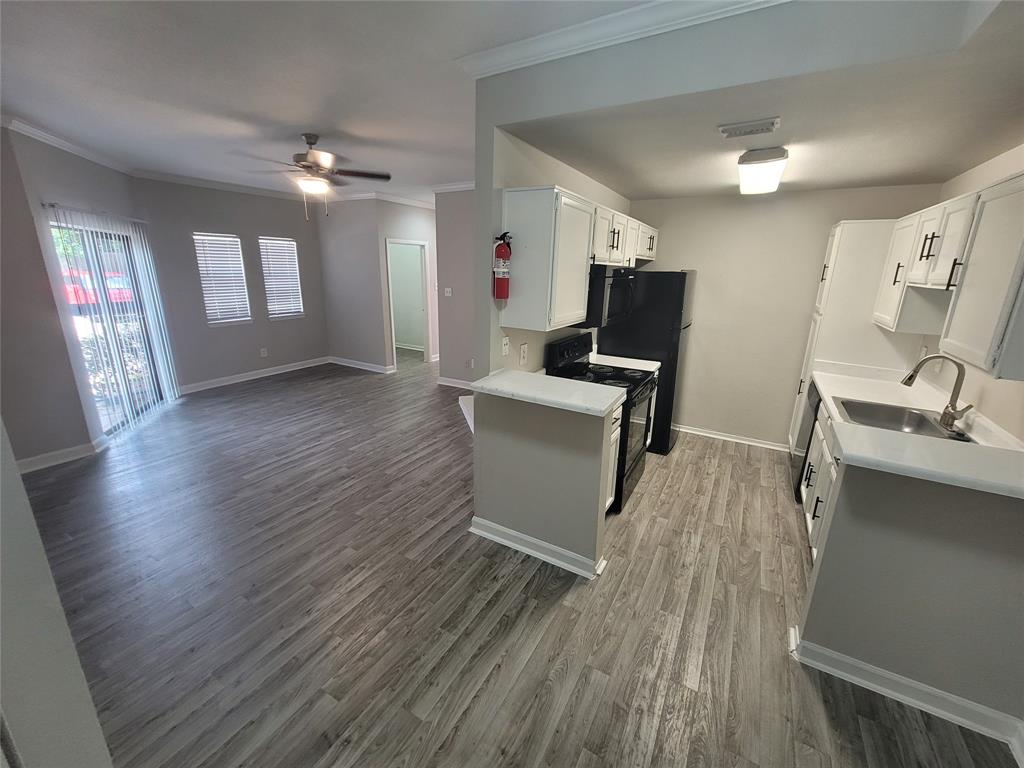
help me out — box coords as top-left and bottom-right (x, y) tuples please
(500, 186), (595, 332)
(940, 174), (1024, 379)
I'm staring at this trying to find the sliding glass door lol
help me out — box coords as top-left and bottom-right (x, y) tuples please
(48, 207), (177, 435)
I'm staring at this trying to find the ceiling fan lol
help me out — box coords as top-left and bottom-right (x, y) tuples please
(278, 132), (392, 195)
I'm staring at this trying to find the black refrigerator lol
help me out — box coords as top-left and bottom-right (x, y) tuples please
(597, 270), (694, 455)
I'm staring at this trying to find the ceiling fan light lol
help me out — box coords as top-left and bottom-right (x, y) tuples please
(296, 175), (330, 195)
(737, 146), (788, 194)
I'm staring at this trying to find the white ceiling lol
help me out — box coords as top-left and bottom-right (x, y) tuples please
(0, 1), (637, 201)
(503, 1), (1024, 199)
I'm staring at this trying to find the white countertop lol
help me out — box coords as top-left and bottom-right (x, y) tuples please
(812, 371), (1024, 500)
(589, 352), (661, 372)
(471, 369), (626, 417)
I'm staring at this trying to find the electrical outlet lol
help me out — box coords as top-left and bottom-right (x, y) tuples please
(519, 342), (528, 367)
(444, 287), (453, 297)
(259, 347), (268, 358)
(502, 337), (510, 357)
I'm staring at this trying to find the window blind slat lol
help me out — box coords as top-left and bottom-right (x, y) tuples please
(258, 237), (304, 318)
(193, 233), (251, 323)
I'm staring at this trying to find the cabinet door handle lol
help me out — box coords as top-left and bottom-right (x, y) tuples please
(892, 262), (903, 286)
(811, 497), (823, 519)
(820, 263), (828, 282)
(613, 229), (621, 250)
(797, 377), (804, 395)
(918, 235), (929, 261)
(945, 258), (963, 291)
(804, 461), (815, 485)
(926, 233), (939, 259)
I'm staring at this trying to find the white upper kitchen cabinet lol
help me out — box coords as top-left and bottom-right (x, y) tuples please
(621, 217), (641, 268)
(500, 187), (595, 332)
(873, 214), (919, 328)
(905, 205), (943, 283)
(873, 211), (951, 334)
(814, 225), (841, 314)
(940, 175), (1024, 379)
(610, 212), (628, 265)
(906, 194), (979, 288)
(592, 206), (615, 265)
(636, 223), (658, 262)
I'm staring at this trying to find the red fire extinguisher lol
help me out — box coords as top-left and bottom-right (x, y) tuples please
(493, 232), (511, 300)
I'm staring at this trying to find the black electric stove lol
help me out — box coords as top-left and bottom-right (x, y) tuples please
(544, 334), (657, 513)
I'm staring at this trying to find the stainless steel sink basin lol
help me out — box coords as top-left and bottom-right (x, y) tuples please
(835, 398), (974, 443)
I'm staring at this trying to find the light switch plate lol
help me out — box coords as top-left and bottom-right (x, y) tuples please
(444, 287), (452, 297)
(519, 342), (528, 366)
(259, 347), (268, 358)
(502, 337), (510, 357)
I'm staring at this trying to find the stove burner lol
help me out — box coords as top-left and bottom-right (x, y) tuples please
(590, 365), (614, 374)
(572, 374), (595, 382)
(623, 369), (646, 378)
(603, 380), (630, 388)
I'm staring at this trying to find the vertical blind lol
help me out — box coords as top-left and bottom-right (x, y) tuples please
(258, 237), (304, 318)
(47, 205), (179, 435)
(193, 233), (251, 323)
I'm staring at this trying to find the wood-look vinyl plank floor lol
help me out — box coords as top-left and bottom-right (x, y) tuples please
(24, 355), (1016, 768)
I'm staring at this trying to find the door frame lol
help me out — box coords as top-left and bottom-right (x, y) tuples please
(384, 238), (432, 365)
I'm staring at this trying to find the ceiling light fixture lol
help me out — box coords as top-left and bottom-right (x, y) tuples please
(295, 175), (330, 195)
(737, 147), (788, 194)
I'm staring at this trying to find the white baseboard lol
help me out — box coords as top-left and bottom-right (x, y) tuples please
(395, 343), (424, 352)
(794, 639), (1024, 763)
(18, 434), (109, 474)
(671, 422), (788, 453)
(437, 376), (475, 390)
(180, 357), (332, 394)
(469, 516), (600, 580)
(328, 356), (397, 375)
(430, 354), (440, 362)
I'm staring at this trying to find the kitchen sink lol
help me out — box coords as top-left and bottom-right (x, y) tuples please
(835, 398), (974, 443)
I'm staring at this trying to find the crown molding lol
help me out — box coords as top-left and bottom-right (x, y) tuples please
(2, 115), (133, 173)
(334, 191), (435, 210)
(131, 170), (306, 201)
(456, 0), (790, 79)
(431, 182), (475, 193)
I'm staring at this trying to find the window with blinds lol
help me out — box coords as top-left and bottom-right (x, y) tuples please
(193, 233), (251, 324)
(258, 237), (304, 318)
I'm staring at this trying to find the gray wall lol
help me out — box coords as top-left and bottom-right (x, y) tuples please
(319, 198), (438, 370)
(1, 130), (94, 459)
(631, 184), (941, 446)
(132, 177), (327, 387)
(1, 422), (114, 767)
(319, 199), (389, 366)
(434, 189), (477, 381)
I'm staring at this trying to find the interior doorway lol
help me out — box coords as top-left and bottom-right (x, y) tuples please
(385, 239), (431, 369)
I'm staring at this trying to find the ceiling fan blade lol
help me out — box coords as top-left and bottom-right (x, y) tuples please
(332, 169), (392, 181)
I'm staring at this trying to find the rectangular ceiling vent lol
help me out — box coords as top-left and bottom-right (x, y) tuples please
(718, 117), (781, 140)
